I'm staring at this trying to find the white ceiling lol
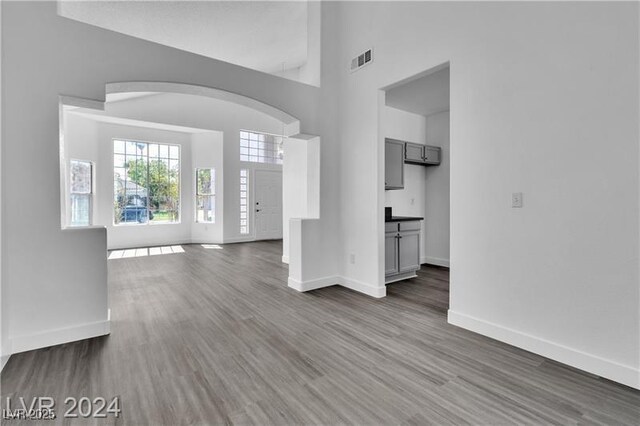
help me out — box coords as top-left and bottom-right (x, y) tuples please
(58, 1), (309, 74)
(385, 67), (450, 117)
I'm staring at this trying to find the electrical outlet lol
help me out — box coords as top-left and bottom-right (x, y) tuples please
(410, 198), (415, 206)
(350, 254), (356, 264)
(512, 192), (523, 208)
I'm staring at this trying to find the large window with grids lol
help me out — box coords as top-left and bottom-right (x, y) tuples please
(113, 139), (180, 225)
(240, 169), (249, 234)
(70, 159), (93, 227)
(196, 168), (215, 223)
(239, 131), (283, 164)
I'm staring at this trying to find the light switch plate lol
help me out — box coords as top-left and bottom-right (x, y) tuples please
(512, 192), (523, 208)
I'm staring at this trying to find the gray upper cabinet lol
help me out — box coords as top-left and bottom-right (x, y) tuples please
(404, 141), (441, 166)
(385, 139), (404, 190)
(424, 146), (441, 165)
(405, 142), (424, 163)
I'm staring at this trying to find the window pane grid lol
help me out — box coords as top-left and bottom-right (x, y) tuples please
(240, 169), (249, 234)
(196, 168), (215, 223)
(70, 160), (92, 226)
(114, 139), (180, 225)
(239, 131), (283, 164)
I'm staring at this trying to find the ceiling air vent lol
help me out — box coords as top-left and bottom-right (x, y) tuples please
(350, 48), (373, 72)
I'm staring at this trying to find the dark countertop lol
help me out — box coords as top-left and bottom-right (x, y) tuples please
(385, 216), (424, 222)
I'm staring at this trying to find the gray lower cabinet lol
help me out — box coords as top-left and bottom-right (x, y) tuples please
(385, 232), (399, 275)
(385, 220), (421, 283)
(385, 139), (404, 190)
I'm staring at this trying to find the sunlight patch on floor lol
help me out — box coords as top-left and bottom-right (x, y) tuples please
(108, 245), (185, 260)
(201, 244), (223, 249)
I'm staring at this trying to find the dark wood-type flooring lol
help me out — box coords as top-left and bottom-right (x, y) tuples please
(2, 240), (639, 425)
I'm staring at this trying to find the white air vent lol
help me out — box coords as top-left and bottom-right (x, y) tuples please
(350, 48), (373, 72)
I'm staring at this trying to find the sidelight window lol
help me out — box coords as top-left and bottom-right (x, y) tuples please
(196, 168), (215, 223)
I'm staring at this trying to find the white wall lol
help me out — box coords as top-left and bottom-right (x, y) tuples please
(283, 135), (320, 263)
(424, 111), (450, 266)
(1, 2), (337, 356)
(334, 2), (639, 388)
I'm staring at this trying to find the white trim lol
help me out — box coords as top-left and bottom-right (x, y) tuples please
(340, 276), (387, 298)
(421, 256), (450, 267)
(288, 275), (387, 298)
(448, 310), (640, 390)
(288, 276), (339, 292)
(282, 255), (289, 264)
(60, 95), (105, 111)
(223, 236), (256, 244)
(10, 315), (111, 355)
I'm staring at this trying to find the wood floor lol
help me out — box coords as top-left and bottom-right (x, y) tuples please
(2, 240), (639, 425)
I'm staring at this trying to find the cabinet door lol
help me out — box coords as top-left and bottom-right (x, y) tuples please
(385, 233), (399, 276)
(398, 230), (420, 273)
(405, 142), (424, 163)
(424, 146), (441, 165)
(385, 139), (404, 189)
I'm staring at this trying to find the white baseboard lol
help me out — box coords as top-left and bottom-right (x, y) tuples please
(10, 315), (111, 355)
(288, 275), (339, 292)
(340, 276), (386, 298)
(282, 255), (289, 264)
(288, 275), (386, 298)
(421, 256), (450, 267)
(448, 310), (640, 390)
(222, 237), (257, 244)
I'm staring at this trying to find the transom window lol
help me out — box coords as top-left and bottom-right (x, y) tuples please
(196, 168), (215, 223)
(70, 159), (93, 227)
(240, 131), (283, 164)
(113, 139), (180, 225)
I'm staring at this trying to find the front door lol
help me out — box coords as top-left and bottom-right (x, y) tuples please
(254, 170), (283, 240)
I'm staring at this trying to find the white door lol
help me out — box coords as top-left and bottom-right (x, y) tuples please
(254, 170), (283, 240)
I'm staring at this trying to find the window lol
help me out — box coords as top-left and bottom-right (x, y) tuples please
(113, 139), (180, 225)
(240, 131), (283, 164)
(196, 168), (215, 223)
(70, 160), (93, 226)
(240, 169), (249, 234)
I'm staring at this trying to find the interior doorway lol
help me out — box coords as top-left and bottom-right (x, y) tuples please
(380, 62), (451, 305)
(254, 170), (283, 241)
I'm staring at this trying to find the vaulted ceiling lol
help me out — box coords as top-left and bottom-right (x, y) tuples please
(59, 1), (311, 77)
